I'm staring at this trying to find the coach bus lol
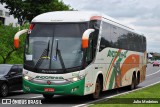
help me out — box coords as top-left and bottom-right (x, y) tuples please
(14, 11), (147, 99)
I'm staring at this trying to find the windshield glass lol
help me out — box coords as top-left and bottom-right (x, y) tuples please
(24, 23), (88, 73)
(0, 66), (12, 75)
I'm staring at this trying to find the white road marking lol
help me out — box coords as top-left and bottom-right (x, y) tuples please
(30, 95), (43, 99)
(73, 69), (160, 107)
(146, 69), (160, 77)
(29, 95), (60, 99)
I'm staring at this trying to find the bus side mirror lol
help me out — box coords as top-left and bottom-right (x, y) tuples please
(14, 29), (28, 49)
(82, 29), (95, 49)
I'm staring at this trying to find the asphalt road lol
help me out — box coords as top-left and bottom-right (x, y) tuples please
(0, 64), (160, 107)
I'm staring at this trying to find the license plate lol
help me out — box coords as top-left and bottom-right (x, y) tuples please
(44, 88), (54, 92)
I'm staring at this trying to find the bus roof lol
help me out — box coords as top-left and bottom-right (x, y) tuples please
(32, 11), (143, 35)
(32, 11), (101, 23)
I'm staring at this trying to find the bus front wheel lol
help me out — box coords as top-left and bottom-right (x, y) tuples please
(43, 94), (54, 100)
(92, 78), (101, 99)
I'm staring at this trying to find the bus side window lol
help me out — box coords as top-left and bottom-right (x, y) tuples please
(110, 25), (119, 48)
(87, 20), (101, 63)
(86, 31), (98, 64)
(119, 29), (128, 50)
(86, 38), (93, 63)
(142, 36), (146, 52)
(99, 22), (111, 52)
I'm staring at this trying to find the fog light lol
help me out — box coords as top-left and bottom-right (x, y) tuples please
(24, 85), (30, 91)
(71, 87), (78, 92)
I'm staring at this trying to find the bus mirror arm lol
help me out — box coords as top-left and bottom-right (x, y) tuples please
(14, 29), (28, 49)
(82, 29), (95, 49)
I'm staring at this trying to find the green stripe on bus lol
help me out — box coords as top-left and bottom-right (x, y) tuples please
(104, 57), (114, 88)
(108, 58), (122, 89)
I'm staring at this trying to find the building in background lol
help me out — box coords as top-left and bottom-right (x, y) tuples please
(0, 3), (18, 27)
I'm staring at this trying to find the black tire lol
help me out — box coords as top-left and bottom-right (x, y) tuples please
(92, 78), (101, 99)
(137, 74), (140, 86)
(43, 94), (54, 100)
(0, 83), (9, 97)
(130, 75), (137, 90)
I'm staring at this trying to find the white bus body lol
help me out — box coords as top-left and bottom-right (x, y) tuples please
(14, 11), (147, 99)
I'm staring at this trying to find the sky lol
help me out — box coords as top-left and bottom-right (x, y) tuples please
(63, 0), (160, 53)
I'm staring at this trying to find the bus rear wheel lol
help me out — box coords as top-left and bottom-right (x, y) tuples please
(43, 94), (54, 100)
(92, 78), (101, 99)
(130, 75), (137, 90)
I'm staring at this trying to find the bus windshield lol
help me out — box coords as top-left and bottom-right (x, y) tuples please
(24, 23), (88, 73)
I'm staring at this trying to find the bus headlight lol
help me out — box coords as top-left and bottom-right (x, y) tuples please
(72, 77), (78, 82)
(24, 75), (32, 81)
(67, 75), (85, 82)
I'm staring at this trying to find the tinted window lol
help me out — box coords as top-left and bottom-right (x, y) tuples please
(10, 66), (18, 73)
(99, 21), (146, 52)
(142, 36), (146, 52)
(128, 33), (136, 51)
(30, 23), (86, 37)
(16, 65), (23, 74)
(30, 24), (53, 37)
(88, 20), (100, 61)
(118, 29), (127, 49)
(0, 66), (12, 75)
(99, 22), (111, 51)
(111, 25), (119, 44)
(25, 23), (88, 73)
(9, 65), (22, 75)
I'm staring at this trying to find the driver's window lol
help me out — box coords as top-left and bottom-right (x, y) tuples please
(9, 66), (18, 75)
(86, 38), (93, 63)
(86, 31), (98, 64)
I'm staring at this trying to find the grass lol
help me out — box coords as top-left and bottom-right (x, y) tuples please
(90, 83), (160, 107)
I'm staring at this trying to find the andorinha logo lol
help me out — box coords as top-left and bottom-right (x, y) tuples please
(35, 76), (64, 80)
(107, 50), (128, 59)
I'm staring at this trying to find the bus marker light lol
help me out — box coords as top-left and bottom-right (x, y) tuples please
(29, 24), (35, 30)
(90, 16), (102, 20)
(28, 24), (35, 34)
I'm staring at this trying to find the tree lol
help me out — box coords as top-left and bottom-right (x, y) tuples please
(0, 24), (27, 64)
(0, 0), (71, 25)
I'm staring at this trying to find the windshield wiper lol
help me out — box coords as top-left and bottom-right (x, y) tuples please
(46, 40), (50, 57)
(34, 40), (50, 70)
(55, 39), (66, 72)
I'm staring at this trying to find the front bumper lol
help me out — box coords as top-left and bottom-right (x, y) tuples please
(23, 78), (85, 96)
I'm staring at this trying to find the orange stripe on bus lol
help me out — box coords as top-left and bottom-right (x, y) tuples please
(121, 54), (140, 79)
